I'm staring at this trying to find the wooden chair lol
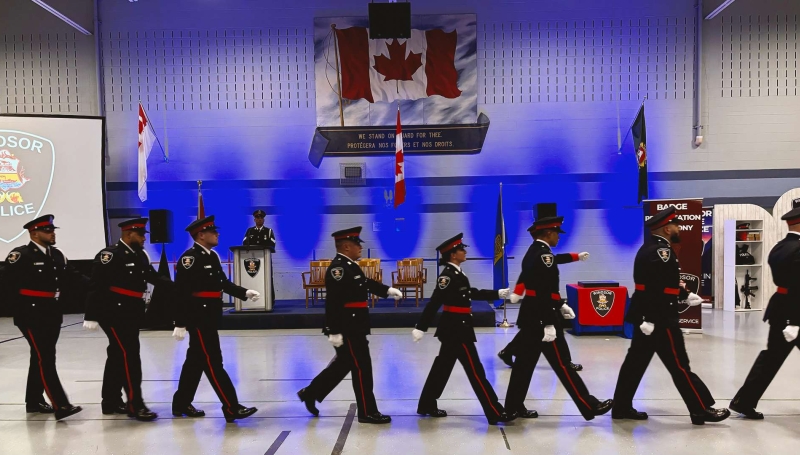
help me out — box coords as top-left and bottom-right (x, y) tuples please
(392, 259), (424, 306)
(358, 259), (382, 307)
(406, 258), (427, 296)
(301, 260), (331, 308)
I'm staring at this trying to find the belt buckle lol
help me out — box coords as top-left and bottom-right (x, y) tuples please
(54, 291), (61, 299)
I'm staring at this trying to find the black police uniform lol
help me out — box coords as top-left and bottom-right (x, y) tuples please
(172, 216), (256, 422)
(242, 210), (276, 303)
(85, 218), (172, 418)
(300, 227), (392, 423)
(730, 209), (800, 417)
(3, 215), (85, 418)
(504, 218), (608, 420)
(612, 207), (726, 424)
(415, 234), (512, 424)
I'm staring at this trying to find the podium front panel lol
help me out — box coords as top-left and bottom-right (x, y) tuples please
(232, 248), (273, 311)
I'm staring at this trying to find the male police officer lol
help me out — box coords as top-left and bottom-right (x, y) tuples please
(297, 227), (402, 424)
(172, 215), (260, 423)
(729, 207), (800, 419)
(84, 218), (174, 421)
(412, 234), (515, 425)
(504, 215), (613, 420)
(3, 215), (84, 420)
(242, 209), (275, 247)
(612, 207), (729, 425)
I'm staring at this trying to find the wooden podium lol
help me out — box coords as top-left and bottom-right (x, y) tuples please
(230, 245), (275, 312)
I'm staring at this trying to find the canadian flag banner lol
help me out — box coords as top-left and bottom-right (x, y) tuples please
(394, 108), (406, 208)
(335, 27), (461, 103)
(137, 102), (156, 202)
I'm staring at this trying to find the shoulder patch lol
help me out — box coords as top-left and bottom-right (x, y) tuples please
(6, 251), (21, 264)
(438, 276), (451, 289)
(330, 267), (344, 281)
(100, 251), (113, 264)
(182, 256), (195, 269)
(657, 248), (671, 262)
(541, 253), (554, 267)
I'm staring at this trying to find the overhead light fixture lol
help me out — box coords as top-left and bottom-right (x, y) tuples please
(705, 0), (736, 20)
(30, 0), (92, 35)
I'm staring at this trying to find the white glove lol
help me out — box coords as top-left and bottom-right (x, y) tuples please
(498, 288), (510, 299)
(578, 252), (590, 261)
(412, 329), (425, 342)
(640, 321), (655, 336)
(686, 292), (704, 307)
(509, 293), (522, 304)
(172, 327), (186, 341)
(246, 289), (261, 301)
(83, 320), (99, 331)
(387, 287), (403, 300)
(783, 325), (799, 343)
(542, 325), (557, 342)
(560, 303), (575, 320)
(328, 334), (344, 348)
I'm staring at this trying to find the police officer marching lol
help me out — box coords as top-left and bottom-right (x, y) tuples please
(729, 207), (800, 419)
(611, 207), (729, 425)
(411, 233), (516, 425)
(297, 227), (403, 424)
(504, 214), (613, 421)
(83, 218), (174, 421)
(171, 215), (260, 423)
(3, 215), (85, 420)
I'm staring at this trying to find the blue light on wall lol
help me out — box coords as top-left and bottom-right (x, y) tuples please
(373, 184), (422, 259)
(273, 186), (327, 260)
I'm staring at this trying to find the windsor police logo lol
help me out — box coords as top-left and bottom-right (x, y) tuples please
(244, 258), (261, 278)
(0, 131), (55, 245)
(6, 251), (20, 264)
(331, 267), (344, 281)
(100, 251), (113, 264)
(182, 256), (195, 269)
(657, 248), (671, 262)
(438, 276), (451, 289)
(590, 290), (615, 317)
(542, 254), (554, 267)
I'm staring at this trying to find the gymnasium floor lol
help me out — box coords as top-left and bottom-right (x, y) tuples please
(0, 308), (797, 455)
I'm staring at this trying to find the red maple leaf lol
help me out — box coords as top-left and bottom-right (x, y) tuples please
(373, 40), (422, 82)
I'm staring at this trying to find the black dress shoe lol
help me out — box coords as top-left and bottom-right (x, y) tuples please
(569, 362), (583, 372)
(416, 406), (447, 417)
(592, 399), (614, 416)
(729, 402), (764, 420)
(172, 404), (205, 418)
(297, 388), (319, 416)
(357, 412), (392, 424)
(101, 402), (129, 415)
(513, 409), (539, 419)
(128, 407), (158, 422)
(26, 402), (55, 414)
(54, 404), (82, 421)
(690, 407), (731, 425)
(498, 350), (514, 367)
(612, 407), (648, 420)
(225, 405), (257, 423)
(488, 411), (516, 425)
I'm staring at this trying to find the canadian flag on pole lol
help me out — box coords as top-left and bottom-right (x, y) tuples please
(137, 102), (156, 202)
(335, 27), (461, 103)
(394, 108), (406, 208)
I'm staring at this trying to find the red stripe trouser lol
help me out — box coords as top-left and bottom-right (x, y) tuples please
(100, 323), (145, 412)
(19, 323), (70, 409)
(304, 333), (378, 417)
(173, 327), (240, 414)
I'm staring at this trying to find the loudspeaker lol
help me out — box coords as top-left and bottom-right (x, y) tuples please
(534, 203), (557, 220)
(368, 2), (411, 39)
(148, 209), (173, 244)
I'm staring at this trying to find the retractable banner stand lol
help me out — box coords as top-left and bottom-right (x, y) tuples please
(643, 199), (704, 331)
(701, 207), (713, 302)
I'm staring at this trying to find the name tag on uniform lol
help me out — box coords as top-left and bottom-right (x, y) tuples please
(459, 287), (468, 291)
(204, 265), (212, 269)
(34, 262), (44, 265)
(354, 275), (362, 279)
(126, 263), (135, 267)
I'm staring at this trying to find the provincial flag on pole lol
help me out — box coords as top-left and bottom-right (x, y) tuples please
(334, 27), (461, 103)
(493, 184), (509, 306)
(394, 107), (406, 208)
(197, 184), (205, 220)
(632, 105), (648, 203)
(137, 102), (157, 202)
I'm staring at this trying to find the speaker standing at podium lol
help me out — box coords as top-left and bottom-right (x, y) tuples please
(243, 209), (276, 303)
